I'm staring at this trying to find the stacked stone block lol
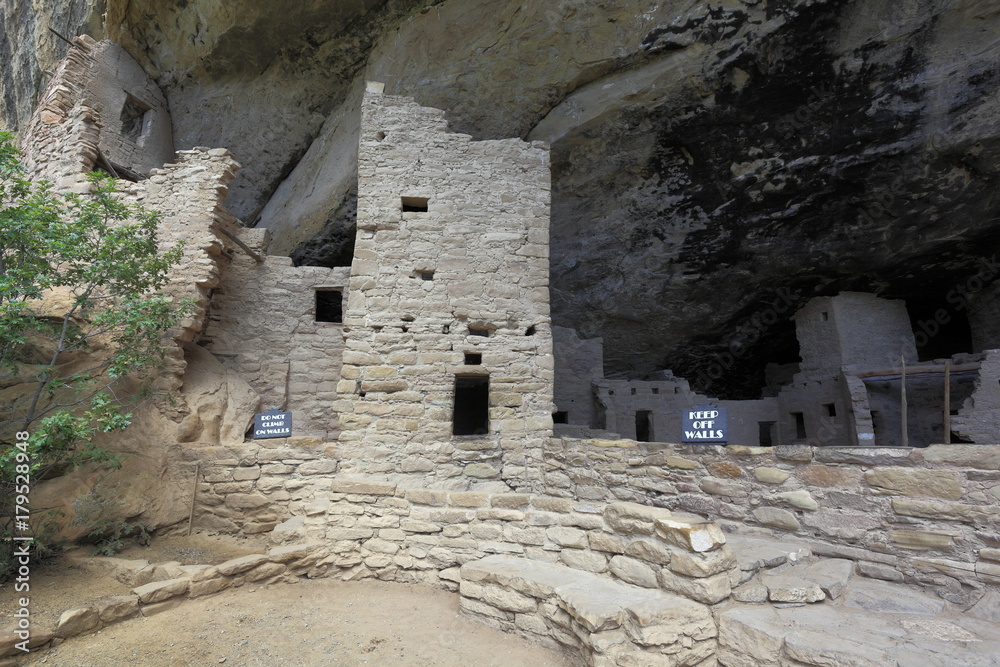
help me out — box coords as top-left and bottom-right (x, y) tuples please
(202, 228), (351, 438)
(334, 83), (554, 490)
(265, 480), (736, 607)
(544, 437), (1000, 605)
(186, 436), (340, 535)
(460, 555), (718, 666)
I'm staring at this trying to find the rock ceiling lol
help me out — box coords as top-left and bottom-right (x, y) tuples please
(3, 0), (998, 398)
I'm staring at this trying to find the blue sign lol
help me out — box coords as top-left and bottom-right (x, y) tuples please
(254, 410), (292, 439)
(682, 404), (728, 444)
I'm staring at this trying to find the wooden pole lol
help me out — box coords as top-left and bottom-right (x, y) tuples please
(187, 463), (200, 536)
(900, 356), (908, 448)
(944, 361), (951, 444)
(212, 224), (265, 263)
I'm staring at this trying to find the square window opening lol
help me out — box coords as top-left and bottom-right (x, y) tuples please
(792, 412), (807, 439)
(525, 325), (536, 336)
(824, 403), (837, 417)
(652, 388), (659, 395)
(453, 375), (489, 436)
(469, 326), (490, 337)
(553, 411), (568, 424)
(315, 289), (343, 323)
(120, 94), (150, 142)
(401, 196), (429, 213)
(419, 271), (434, 281)
(821, 311), (829, 321)
(464, 353), (482, 365)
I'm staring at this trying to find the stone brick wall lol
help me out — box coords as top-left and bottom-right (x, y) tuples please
(122, 147), (243, 400)
(202, 228), (351, 438)
(271, 478), (736, 605)
(543, 438), (1000, 604)
(18, 35), (173, 185)
(334, 83), (554, 490)
(185, 436), (340, 534)
(18, 35), (104, 190)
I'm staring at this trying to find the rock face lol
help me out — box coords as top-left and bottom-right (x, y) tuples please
(3, 0), (999, 398)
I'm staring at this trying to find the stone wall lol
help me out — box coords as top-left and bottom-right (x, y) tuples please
(543, 438), (999, 605)
(334, 83), (554, 491)
(202, 228), (350, 439)
(184, 436), (339, 535)
(270, 478), (737, 606)
(18, 35), (173, 185)
(18, 35), (104, 189)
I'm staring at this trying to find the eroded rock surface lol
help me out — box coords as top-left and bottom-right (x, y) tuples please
(3, 0), (999, 397)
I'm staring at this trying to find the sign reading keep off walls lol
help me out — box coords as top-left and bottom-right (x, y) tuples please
(682, 404), (728, 444)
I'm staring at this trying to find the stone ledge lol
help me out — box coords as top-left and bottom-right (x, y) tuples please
(459, 555), (716, 664)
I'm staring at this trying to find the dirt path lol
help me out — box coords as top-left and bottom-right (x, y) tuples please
(15, 578), (572, 666)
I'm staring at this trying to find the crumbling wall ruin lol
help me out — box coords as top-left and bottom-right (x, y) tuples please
(334, 83), (554, 490)
(557, 291), (1000, 450)
(201, 228), (350, 439)
(18, 35), (172, 186)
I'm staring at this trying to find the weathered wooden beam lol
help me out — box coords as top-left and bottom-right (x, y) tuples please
(854, 362), (980, 379)
(212, 224), (264, 263)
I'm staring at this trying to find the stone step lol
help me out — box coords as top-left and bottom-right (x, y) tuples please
(460, 554), (717, 665)
(734, 556), (855, 605)
(718, 598), (1000, 666)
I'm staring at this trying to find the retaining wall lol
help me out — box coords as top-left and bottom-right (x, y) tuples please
(544, 438), (1000, 604)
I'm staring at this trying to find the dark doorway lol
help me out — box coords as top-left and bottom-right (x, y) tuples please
(635, 410), (652, 442)
(758, 421), (776, 446)
(120, 94), (149, 142)
(792, 412), (807, 439)
(553, 411), (568, 424)
(315, 289), (343, 323)
(453, 376), (489, 436)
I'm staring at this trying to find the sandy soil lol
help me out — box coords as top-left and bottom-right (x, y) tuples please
(15, 579), (572, 666)
(3, 534), (573, 667)
(1, 534), (269, 630)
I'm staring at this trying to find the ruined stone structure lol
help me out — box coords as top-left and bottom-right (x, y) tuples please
(7, 33), (1000, 667)
(20, 35), (173, 187)
(332, 83), (554, 490)
(560, 292), (1000, 450)
(201, 229), (350, 439)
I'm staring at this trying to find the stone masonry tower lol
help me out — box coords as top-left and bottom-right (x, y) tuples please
(334, 82), (554, 491)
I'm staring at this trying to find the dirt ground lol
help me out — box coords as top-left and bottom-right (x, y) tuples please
(3, 535), (573, 667)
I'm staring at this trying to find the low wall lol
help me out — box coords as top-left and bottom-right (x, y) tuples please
(275, 479), (736, 605)
(188, 434), (999, 606)
(544, 438), (1000, 605)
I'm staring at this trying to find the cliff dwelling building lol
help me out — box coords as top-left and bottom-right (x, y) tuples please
(18, 35), (1000, 459)
(7, 32), (1000, 666)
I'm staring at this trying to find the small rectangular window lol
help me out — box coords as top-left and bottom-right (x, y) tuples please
(315, 289), (343, 323)
(553, 411), (568, 424)
(792, 412), (807, 439)
(464, 353), (482, 365)
(401, 196), (429, 212)
(824, 403), (837, 417)
(419, 271), (434, 281)
(453, 376), (489, 436)
(468, 326), (490, 337)
(652, 388), (659, 395)
(120, 94), (150, 142)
